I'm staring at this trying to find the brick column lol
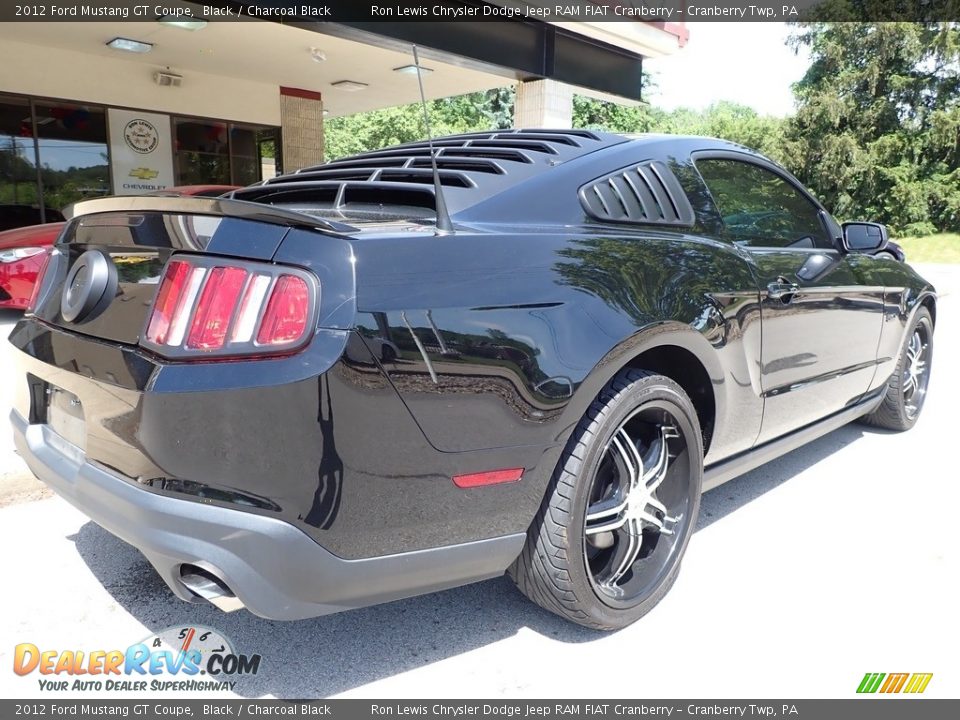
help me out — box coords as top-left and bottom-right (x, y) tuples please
(513, 79), (574, 128)
(280, 86), (324, 172)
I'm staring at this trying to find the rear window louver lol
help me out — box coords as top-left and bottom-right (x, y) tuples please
(322, 156), (505, 175)
(263, 167), (475, 188)
(230, 129), (622, 216)
(232, 181), (437, 210)
(579, 161), (695, 227)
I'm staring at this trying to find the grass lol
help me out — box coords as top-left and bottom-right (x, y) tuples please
(895, 233), (960, 264)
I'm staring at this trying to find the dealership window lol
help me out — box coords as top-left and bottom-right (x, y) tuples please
(0, 94), (42, 225)
(0, 92), (282, 228)
(175, 118), (280, 186)
(174, 118), (230, 185)
(35, 100), (110, 210)
(231, 125), (280, 185)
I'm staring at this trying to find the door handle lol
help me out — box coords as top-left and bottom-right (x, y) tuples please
(767, 277), (799, 300)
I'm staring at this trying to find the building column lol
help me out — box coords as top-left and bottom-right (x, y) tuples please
(513, 79), (574, 129)
(279, 86), (324, 172)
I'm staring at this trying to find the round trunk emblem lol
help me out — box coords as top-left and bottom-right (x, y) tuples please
(61, 249), (118, 323)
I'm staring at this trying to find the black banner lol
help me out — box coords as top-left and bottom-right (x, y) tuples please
(2, 700), (960, 719)
(3, 0), (960, 23)
(1, 701), (959, 720)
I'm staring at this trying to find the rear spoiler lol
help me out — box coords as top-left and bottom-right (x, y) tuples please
(64, 196), (357, 237)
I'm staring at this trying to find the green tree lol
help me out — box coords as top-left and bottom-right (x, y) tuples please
(654, 102), (788, 162)
(324, 87), (516, 160)
(572, 95), (658, 133)
(784, 20), (960, 234)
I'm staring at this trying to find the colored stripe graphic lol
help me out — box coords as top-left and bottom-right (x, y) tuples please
(857, 673), (885, 693)
(857, 672), (933, 694)
(903, 673), (933, 694)
(880, 673), (909, 693)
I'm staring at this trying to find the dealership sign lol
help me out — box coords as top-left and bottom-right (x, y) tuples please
(108, 108), (175, 195)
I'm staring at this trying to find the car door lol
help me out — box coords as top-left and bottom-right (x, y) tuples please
(695, 153), (884, 445)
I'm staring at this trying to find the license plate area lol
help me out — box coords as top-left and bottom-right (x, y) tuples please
(46, 385), (86, 452)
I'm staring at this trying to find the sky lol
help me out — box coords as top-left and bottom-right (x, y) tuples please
(643, 23), (811, 117)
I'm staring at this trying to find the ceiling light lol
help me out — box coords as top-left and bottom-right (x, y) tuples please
(106, 37), (153, 54)
(309, 47), (327, 63)
(331, 80), (368, 92)
(158, 16), (208, 31)
(394, 64), (433, 75)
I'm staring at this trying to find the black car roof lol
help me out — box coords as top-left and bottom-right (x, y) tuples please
(229, 130), (757, 223)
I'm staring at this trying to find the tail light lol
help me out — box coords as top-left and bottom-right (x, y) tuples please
(0, 246), (47, 263)
(24, 248), (55, 315)
(142, 256), (318, 359)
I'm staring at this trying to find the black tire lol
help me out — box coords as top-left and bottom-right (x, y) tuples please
(509, 369), (703, 630)
(861, 307), (933, 431)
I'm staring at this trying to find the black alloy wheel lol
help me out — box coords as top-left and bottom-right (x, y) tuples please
(510, 369), (703, 630)
(861, 307), (934, 432)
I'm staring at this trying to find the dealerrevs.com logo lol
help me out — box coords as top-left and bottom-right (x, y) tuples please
(13, 626), (261, 693)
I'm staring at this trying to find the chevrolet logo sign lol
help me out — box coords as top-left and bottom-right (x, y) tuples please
(129, 167), (159, 180)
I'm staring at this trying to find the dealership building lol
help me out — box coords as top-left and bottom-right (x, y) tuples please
(0, 1), (687, 223)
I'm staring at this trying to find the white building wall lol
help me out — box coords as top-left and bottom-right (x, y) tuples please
(0, 39), (281, 126)
(514, 79), (574, 128)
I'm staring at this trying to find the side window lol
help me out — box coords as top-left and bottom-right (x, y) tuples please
(696, 158), (832, 250)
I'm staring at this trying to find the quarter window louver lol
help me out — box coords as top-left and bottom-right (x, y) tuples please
(579, 161), (695, 227)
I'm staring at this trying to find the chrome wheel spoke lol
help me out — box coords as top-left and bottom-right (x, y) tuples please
(903, 329), (930, 408)
(585, 431), (636, 536)
(645, 495), (668, 515)
(586, 416), (687, 596)
(609, 430), (640, 488)
(603, 519), (642, 587)
(903, 374), (916, 394)
(902, 326), (931, 419)
(585, 494), (628, 535)
(907, 333), (921, 363)
(641, 425), (678, 492)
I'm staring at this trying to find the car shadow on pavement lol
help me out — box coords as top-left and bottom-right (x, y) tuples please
(697, 420), (881, 530)
(69, 419), (882, 699)
(69, 521), (597, 698)
(1, 309), (23, 338)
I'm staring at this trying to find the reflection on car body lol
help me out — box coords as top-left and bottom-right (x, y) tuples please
(8, 131), (935, 630)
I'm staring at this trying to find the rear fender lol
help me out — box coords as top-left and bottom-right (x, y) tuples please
(557, 322), (726, 447)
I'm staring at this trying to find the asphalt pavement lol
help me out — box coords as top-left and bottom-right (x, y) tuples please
(0, 265), (957, 699)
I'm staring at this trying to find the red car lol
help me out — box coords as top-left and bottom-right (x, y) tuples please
(0, 186), (238, 310)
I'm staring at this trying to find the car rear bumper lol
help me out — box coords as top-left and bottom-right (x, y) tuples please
(11, 409), (525, 620)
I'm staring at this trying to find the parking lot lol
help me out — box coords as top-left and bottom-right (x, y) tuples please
(1, 264), (957, 700)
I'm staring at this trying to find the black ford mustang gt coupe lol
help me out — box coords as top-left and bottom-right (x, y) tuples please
(9, 130), (935, 630)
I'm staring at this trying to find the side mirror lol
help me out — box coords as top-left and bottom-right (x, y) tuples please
(841, 221), (888, 253)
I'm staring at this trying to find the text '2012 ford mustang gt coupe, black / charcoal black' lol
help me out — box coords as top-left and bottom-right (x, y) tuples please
(9, 131), (935, 630)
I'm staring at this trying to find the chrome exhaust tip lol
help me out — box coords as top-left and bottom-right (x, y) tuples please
(179, 566), (244, 613)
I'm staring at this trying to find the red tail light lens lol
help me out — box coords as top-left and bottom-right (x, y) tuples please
(142, 257), (317, 359)
(145, 260), (191, 345)
(256, 275), (310, 346)
(186, 266), (247, 349)
(25, 248), (55, 314)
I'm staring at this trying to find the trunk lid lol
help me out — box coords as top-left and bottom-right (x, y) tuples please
(32, 196), (340, 346)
